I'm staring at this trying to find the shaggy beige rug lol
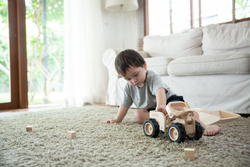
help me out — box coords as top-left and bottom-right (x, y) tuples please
(0, 105), (249, 167)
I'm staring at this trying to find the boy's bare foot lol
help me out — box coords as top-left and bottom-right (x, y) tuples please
(202, 124), (220, 136)
(192, 112), (220, 136)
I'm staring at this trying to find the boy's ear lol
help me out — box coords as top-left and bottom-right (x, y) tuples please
(143, 62), (147, 70)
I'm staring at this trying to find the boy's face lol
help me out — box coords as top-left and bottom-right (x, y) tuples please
(121, 63), (147, 88)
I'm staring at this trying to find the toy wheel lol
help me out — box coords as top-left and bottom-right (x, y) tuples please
(187, 121), (204, 140)
(167, 123), (186, 143)
(143, 119), (159, 138)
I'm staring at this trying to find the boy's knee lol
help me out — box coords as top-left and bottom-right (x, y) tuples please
(133, 112), (143, 123)
(133, 109), (148, 124)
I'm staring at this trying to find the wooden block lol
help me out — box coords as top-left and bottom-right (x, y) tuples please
(26, 125), (33, 132)
(184, 148), (195, 160)
(67, 131), (76, 139)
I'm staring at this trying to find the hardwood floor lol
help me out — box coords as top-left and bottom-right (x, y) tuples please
(0, 104), (65, 114)
(0, 103), (116, 114)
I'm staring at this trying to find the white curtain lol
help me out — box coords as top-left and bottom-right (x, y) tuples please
(64, 0), (108, 106)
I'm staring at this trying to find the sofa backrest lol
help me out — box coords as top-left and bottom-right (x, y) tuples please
(202, 21), (250, 55)
(143, 28), (203, 59)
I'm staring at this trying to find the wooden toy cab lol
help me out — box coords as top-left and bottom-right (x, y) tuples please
(143, 101), (241, 143)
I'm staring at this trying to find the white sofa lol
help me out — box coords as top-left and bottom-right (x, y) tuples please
(103, 21), (250, 114)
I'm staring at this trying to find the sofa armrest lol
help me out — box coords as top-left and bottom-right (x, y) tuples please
(103, 49), (150, 66)
(102, 49), (121, 105)
(102, 49), (121, 80)
(138, 51), (150, 58)
(103, 48), (121, 67)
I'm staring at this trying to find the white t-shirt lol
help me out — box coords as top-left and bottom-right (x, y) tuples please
(121, 70), (175, 109)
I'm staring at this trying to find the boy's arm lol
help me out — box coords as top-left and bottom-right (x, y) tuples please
(106, 106), (129, 123)
(156, 88), (167, 115)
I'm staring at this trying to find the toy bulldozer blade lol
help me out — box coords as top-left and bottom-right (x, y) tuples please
(173, 101), (241, 125)
(198, 110), (241, 125)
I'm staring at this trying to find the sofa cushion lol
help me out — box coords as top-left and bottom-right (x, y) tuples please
(143, 28), (202, 59)
(168, 53), (250, 76)
(202, 21), (250, 55)
(145, 57), (172, 76)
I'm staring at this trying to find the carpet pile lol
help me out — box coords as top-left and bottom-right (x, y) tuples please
(0, 105), (249, 166)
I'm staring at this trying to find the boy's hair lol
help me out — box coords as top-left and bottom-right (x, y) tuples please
(115, 49), (145, 76)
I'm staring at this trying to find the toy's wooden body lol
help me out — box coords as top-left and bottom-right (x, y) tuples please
(143, 101), (241, 143)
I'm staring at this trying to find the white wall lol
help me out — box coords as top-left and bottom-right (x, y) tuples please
(101, 0), (139, 51)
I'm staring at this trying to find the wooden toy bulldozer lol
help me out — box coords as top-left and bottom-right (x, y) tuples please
(143, 102), (241, 143)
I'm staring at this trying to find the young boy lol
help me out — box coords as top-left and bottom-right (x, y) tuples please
(106, 49), (220, 136)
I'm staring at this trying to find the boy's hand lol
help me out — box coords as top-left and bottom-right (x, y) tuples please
(156, 105), (167, 115)
(107, 106), (129, 124)
(106, 119), (118, 123)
